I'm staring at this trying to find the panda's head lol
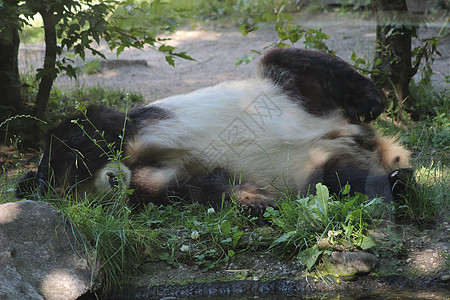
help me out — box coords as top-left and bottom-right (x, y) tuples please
(15, 105), (132, 199)
(377, 135), (411, 173)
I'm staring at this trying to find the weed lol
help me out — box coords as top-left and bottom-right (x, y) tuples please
(395, 162), (448, 226)
(83, 59), (102, 75)
(265, 183), (380, 270)
(136, 196), (253, 272)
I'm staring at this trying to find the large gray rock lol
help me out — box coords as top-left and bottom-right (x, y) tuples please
(322, 251), (379, 278)
(0, 200), (101, 300)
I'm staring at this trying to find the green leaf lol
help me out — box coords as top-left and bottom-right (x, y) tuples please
(315, 183), (329, 220)
(279, 13), (293, 22)
(297, 245), (323, 270)
(221, 237), (232, 244)
(221, 220), (231, 235)
(232, 231), (243, 248)
(357, 235), (376, 250)
(64, 64), (77, 79)
(165, 55), (175, 66)
(278, 30), (289, 40)
(262, 12), (276, 22)
(159, 45), (176, 53)
(228, 250), (235, 258)
(272, 231), (295, 245)
(342, 184), (351, 195)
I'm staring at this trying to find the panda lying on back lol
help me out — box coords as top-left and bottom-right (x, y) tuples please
(16, 48), (412, 216)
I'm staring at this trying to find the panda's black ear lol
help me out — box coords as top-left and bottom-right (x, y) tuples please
(15, 171), (38, 199)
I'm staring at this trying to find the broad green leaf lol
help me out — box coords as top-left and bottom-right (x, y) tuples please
(342, 184), (351, 195)
(262, 12), (276, 22)
(272, 231), (295, 244)
(315, 183), (329, 220)
(357, 235), (376, 250)
(279, 13), (293, 22)
(221, 220), (231, 235)
(297, 245), (323, 270)
(232, 231), (243, 248)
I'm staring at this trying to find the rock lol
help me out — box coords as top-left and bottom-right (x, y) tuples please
(0, 200), (101, 300)
(100, 59), (148, 70)
(322, 251), (379, 278)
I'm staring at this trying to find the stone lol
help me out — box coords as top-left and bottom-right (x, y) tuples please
(322, 251), (379, 278)
(0, 200), (101, 300)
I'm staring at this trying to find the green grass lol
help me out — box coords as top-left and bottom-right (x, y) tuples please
(375, 83), (449, 225)
(83, 59), (102, 75)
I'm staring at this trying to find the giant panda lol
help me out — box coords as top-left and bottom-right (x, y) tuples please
(16, 48), (412, 216)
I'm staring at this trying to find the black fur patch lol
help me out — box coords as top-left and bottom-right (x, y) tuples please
(129, 105), (171, 129)
(35, 105), (130, 193)
(129, 169), (233, 210)
(388, 168), (415, 201)
(320, 156), (371, 196)
(15, 170), (38, 199)
(260, 48), (384, 122)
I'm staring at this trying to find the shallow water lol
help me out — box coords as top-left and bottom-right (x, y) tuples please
(108, 278), (449, 300)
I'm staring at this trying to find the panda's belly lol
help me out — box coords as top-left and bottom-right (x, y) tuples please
(130, 79), (357, 195)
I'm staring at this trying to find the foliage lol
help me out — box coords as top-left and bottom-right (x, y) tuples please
(83, 59), (101, 75)
(0, 0), (194, 125)
(264, 183), (379, 270)
(235, 3), (447, 121)
(375, 86), (449, 225)
(236, 6), (333, 65)
(376, 84), (449, 161)
(394, 163), (447, 225)
(337, 0), (371, 12)
(136, 199), (254, 272)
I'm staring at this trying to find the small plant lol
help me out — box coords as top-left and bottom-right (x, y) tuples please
(394, 163), (447, 226)
(236, 6), (334, 66)
(83, 59), (102, 75)
(137, 196), (251, 272)
(265, 183), (379, 270)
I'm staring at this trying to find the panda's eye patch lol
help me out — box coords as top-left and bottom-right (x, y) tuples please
(106, 172), (119, 188)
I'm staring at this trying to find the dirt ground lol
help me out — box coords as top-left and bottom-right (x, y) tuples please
(18, 12), (449, 103)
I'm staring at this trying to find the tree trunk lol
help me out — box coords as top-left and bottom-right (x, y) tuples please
(372, 0), (415, 111)
(33, 9), (58, 119)
(0, 20), (22, 118)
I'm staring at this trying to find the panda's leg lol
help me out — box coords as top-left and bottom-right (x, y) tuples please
(259, 48), (384, 122)
(15, 171), (38, 199)
(167, 169), (276, 217)
(128, 166), (179, 209)
(129, 167), (275, 220)
(388, 168), (415, 202)
(314, 159), (394, 201)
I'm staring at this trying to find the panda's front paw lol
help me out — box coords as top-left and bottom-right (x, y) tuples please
(388, 168), (415, 201)
(237, 190), (276, 225)
(15, 171), (38, 199)
(346, 97), (384, 123)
